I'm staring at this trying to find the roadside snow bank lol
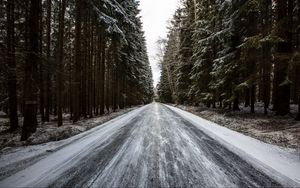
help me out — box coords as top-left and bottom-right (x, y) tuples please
(165, 104), (300, 187)
(0, 107), (139, 150)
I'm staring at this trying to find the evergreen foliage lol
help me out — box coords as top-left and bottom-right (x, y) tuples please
(158, 0), (300, 118)
(0, 0), (153, 140)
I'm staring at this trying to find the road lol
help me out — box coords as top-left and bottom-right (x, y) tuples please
(0, 103), (282, 188)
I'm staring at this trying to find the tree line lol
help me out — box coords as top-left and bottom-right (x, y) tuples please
(158, 0), (300, 119)
(0, 0), (153, 140)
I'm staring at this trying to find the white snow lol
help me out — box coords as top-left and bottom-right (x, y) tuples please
(165, 104), (300, 187)
(0, 105), (149, 188)
(0, 107), (139, 149)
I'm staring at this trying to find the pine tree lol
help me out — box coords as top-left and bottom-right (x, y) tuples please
(158, 0), (299, 119)
(176, 0), (196, 105)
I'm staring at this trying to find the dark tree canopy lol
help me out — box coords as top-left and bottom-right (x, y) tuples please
(0, 0), (153, 140)
(158, 0), (300, 118)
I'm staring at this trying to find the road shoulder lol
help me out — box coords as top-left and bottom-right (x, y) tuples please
(165, 104), (300, 187)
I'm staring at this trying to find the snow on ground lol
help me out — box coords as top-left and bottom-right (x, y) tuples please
(0, 106), (147, 181)
(0, 105), (149, 187)
(173, 103), (300, 149)
(0, 107), (139, 150)
(166, 104), (300, 186)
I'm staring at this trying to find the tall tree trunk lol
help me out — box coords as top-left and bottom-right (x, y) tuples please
(262, 42), (271, 115)
(261, 0), (272, 115)
(45, 0), (51, 122)
(95, 35), (100, 116)
(21, 0), (41, 140)
(39, 1), (45, 123)
(248, 11), (258, 114)
(274, 0), (292, 116)
(81, 16), (88, 118)
(73, 0), (82, 122)
(105, 47), (111, 113)
(6, 0), (19, 131)
(89, 21), (94, 117)
(99, 31), (105, 115)
(296, 0), (300, 120)
(250, 85), (256, 113)
(112, 38), (118, 112)
(233, 91), (240, 111)
(56, 0), (66, 126)
(296, 64), (300, 120)
(245, 89), (250, 107)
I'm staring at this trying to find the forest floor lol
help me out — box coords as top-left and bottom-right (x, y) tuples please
(172, 103), (300, 150)
(0, 107), (140, 150)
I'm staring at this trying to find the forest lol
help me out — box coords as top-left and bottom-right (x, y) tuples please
(0, 0), (153, 140)
(158, 0), (300, 119)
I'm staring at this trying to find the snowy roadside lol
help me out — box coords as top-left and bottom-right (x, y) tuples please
(0, 106), (140, 151)
(171, 103), (300, 150)
(165, 104), (300, 187)
(0, 105), (145, 181)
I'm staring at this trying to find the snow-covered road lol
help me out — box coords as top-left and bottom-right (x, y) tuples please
(1, 103), (299, 187)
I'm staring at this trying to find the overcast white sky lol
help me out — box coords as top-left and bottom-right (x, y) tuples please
(139, 0), (180, 87)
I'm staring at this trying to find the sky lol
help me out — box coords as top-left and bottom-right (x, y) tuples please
(139, 0), (180, 87)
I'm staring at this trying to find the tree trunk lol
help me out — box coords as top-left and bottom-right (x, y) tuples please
(296, 0), (300, 120)
(262, 42), (271, 115)
(73, 0), (82, 122)
(112, 38), (118, 112)
(105, 49), (111, 113)
(250, 85), (256, 113)
(245, 89), (250, 107)
(274, 0), (291, 116)
(39, 1), (45, 123)
(45, 0), (51, 122)
(56, 0), (66, 126)
(6, 0), (19, 131)
(81, 16), (88, 119)
(233, 91), (240, 111)
(21, 0), (41, 140)
(261, 0), (272, 115)
(249, 11), (258, 114)
(296, 64), (300, 120)
(99, 31), (105, 115)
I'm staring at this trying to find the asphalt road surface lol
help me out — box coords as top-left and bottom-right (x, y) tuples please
(0, 103), (282, 188)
